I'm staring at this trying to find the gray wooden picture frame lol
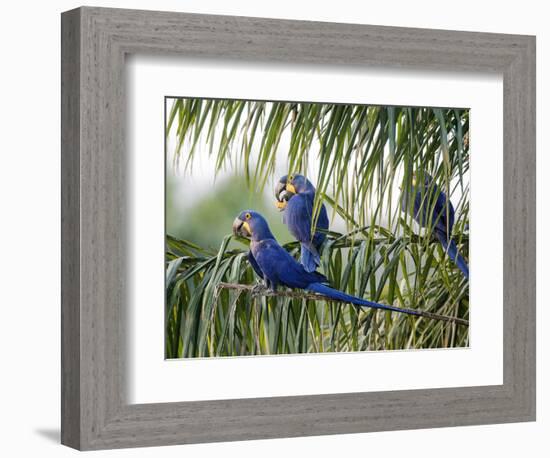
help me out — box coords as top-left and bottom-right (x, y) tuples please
(61, 6), (536, 451)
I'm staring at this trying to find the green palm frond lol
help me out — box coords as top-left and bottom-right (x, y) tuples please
(165, 230), (469, 358)
(165, 97), (470, 358)
(167, 99), (469, 231)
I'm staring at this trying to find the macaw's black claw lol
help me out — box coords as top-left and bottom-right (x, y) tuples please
(251, 282), (269, 296)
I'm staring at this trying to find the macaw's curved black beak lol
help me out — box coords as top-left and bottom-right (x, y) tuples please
(274, 180), (294, 211)
(232, 217), (251, 238)
(275, 180), (287, 201)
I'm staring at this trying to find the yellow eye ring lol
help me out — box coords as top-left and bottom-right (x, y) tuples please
(245, 212), (251, 220)
(289, 174), (294, 181)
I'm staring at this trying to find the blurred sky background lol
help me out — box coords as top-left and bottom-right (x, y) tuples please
(165, 100), (350, 251)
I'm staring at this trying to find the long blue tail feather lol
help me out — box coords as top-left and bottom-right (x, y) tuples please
(448, 240), (469, 279)
(306, 283), (421, 317)
(435, 231), (469, 279)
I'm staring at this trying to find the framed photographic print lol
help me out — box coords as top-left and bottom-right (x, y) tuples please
(164, 96), (471, 362)
(61, 6), (536, 450)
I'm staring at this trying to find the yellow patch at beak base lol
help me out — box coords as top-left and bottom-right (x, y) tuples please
(286, 183), (296, 194)
(275, 200), (287, 210)
(242, 221), (252, 235)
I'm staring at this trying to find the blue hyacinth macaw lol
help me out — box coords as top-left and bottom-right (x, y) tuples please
(401, 173), (469, 279)
(232, 210), (421, 317)
(274, 174), (329, 273)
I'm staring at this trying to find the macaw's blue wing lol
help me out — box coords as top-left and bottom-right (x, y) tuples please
(248, 251), (264, 280)
(285, 194), (316, 244)
(417, 186), (466, 278)
(285, 193), (329, 272)
(252, 239), (327, 289)
(402, 180), (467, 279)
(314, 203), (329, 248)
(406, 183), (455, 237)
(253, 241), (421, 318)
(249, 225), (421, 318)
(430, 188), (455, 237)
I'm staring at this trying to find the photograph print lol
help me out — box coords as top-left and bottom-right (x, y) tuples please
(165, 97), (470, 359)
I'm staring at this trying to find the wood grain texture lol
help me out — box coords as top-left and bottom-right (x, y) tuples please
(61, 6), (536, 450)
(60, 8), (81, 449)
